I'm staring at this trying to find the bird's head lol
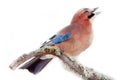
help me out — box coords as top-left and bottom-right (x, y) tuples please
(71, 8), (100, 24)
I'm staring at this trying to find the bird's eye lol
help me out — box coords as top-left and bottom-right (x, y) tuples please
(84, 10), (89, 13)
(83, 8), (89, 13)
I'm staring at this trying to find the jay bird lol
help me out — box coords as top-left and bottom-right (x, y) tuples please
(20, 8), (99, 74)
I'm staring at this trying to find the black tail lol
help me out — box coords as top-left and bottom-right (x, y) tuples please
(20, 57), (52, 74)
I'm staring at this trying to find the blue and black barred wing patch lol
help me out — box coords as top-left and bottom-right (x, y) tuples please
(40, 32), (71, 48)
(51, 32), (71, 44)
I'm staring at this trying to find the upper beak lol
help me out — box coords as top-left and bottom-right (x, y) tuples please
(92, 7), (101, 15)
(88, 7), (100, 19)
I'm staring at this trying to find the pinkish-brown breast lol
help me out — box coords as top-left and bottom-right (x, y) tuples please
(55, 23), (93, 56)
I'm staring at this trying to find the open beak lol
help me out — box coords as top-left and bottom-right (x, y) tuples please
(88, 7), (100, 19)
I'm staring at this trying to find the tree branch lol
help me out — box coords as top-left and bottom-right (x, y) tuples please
(9, 46), (112, 80)
(56, 53), (112, 80)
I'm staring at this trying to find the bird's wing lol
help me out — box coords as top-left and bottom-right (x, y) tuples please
(40, 32), (71, 48)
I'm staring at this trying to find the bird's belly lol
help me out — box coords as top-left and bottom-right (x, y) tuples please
(55, 33), (93, 56)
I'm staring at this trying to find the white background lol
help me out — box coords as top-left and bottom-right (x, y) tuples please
(0, 0), (120, 80)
